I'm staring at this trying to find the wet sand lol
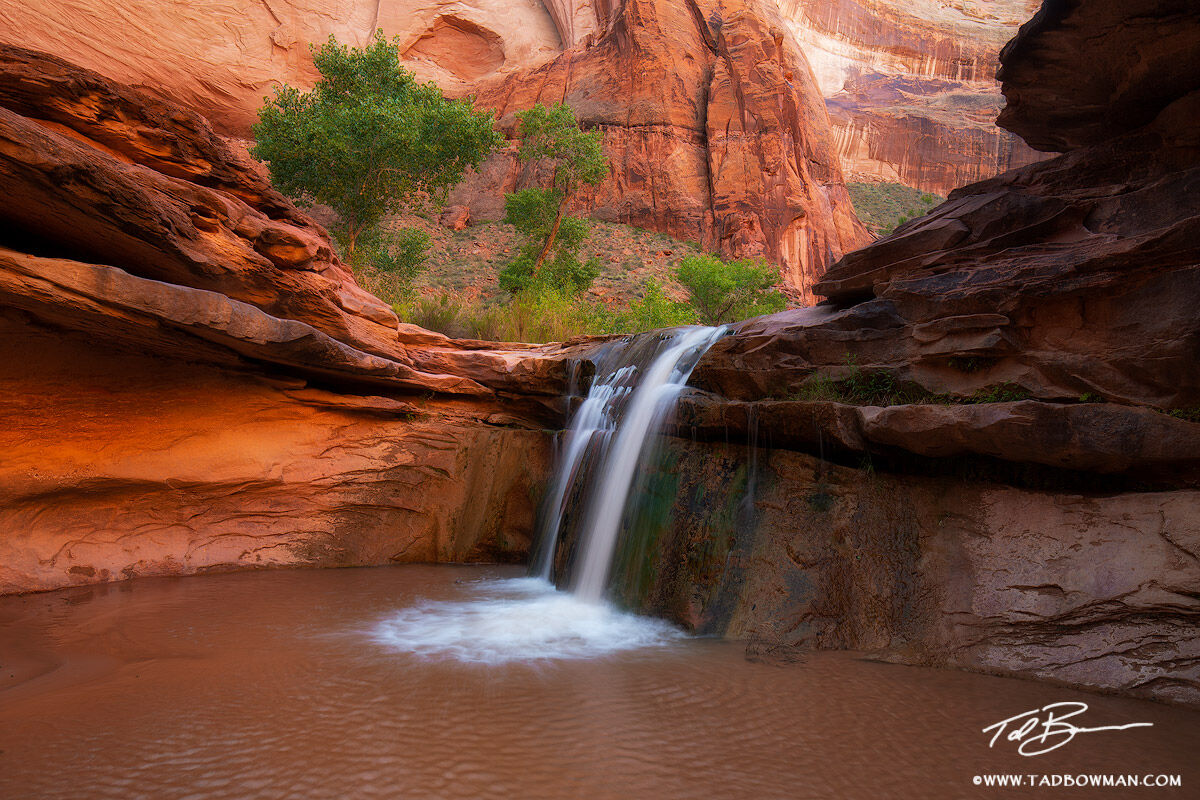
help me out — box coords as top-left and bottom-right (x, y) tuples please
(0, 565), (1196, 799)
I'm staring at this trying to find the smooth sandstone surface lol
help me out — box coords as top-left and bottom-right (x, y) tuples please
(0, 322), (552, 594)
(0, 0), (563, 134)
(0, 45), (573, 594)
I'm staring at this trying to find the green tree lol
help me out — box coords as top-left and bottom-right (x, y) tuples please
(674, 254), (787, 325)
(500, 189), (600, 294)
(251, 31), (501, 261)
(504, 103), (607, 282)
(360, 225), (430, 299)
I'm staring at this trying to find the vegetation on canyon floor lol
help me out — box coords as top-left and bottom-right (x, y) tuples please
(251, 34), (789, 342)
(846, 182), (943, 237)
(674, 255), (787, 325)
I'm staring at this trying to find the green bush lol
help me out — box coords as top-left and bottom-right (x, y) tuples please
(379, 228), (431, 278)
(674, 254), (786, 325)
(404, 293), (462, 334)
(393, 277), (708, 343)
(499, 194), (599, 294)
(354, 226), (430, 302)
(610, 280), (697, 332)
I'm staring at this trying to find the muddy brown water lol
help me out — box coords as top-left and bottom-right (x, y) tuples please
(0, 565), (1195, 799)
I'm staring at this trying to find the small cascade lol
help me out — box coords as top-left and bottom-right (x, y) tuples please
(532, 325), (727, 600)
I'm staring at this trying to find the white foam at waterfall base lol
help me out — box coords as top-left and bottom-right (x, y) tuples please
(370, 578), (683, 664)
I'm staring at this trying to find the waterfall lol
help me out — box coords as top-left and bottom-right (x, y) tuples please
(532, 325), (727, 600)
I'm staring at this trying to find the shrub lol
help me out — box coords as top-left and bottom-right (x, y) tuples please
(610, 280), (698, 332)
(674, 254), (786, 325)
(499, 195), (599, 294)
(355, 226), (430, 302)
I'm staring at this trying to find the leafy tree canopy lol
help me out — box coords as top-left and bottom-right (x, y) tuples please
(251, 31), (501, 259)
(515, 103), (608, 194)
(500, 189), (599, 294)
(674, 254), (787, 325)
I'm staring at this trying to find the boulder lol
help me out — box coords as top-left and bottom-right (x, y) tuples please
(439, 205), (472, 231)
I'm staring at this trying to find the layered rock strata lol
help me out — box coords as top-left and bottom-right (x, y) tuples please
(0, 46), (573, 594)
(0, 0), (874, 299)
(779, 0), (1047, 194)
(578, 0), (1200, 706)
(597, 439), (1199, 707)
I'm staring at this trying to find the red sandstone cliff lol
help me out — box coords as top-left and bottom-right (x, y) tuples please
(0, 0), (565, 135)
(450, 0), (871, 303)
(779, 0), (1047, 194)
(0, 0), (874, 299)
(0, 0), (1050, 294)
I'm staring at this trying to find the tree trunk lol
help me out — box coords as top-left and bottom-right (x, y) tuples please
(343, 223), (363, 266)
(532, 200), (566, 275)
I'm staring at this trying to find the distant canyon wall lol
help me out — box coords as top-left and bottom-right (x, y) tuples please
(450, 0), (872, 304)
(0, 0), (1042, 291)
(779, 0), (1048, 194)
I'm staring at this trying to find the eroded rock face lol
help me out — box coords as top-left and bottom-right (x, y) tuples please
(0, 0), (563, 135)
(452, 0), (872, 303)
(697, 0), (1200, 415)
(595, 440), (1200, 707)
(0, 0), (871, 299)
(996, 0), (1200, 152)
(0, 46), (575, 594)
(779, 0), (1047, 194)
(602, 0), (1200, 704)
(0, 0), (1047, 294)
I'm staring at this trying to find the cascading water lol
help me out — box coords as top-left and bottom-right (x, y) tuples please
(534, 326), (727, 599)
(372, 325), (726, 663)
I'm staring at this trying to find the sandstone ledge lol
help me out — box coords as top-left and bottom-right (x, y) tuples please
(673, 395), (1200, 483)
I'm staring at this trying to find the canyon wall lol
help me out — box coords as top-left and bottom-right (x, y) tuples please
(452, 0), (872, 303)
(0, 0), (564, 135)
(0, 45), (574, 594)
(0, 0), (1048, 293)
(549, 0), (1199, 705)
(780, 0), (1048, 194)
(0, 0), (874, 299)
